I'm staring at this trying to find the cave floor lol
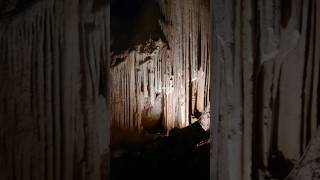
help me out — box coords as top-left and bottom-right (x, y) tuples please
(111, 125), (210, 180)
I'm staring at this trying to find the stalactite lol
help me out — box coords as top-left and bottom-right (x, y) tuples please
(111, 40), (173, 131)
(110, 0), (210, 134)
(211, 0), (320, 179)
(158, 0), (211, 128)
(0, 1), (110, 180)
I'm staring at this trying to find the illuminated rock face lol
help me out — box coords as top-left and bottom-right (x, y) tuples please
(158, 0), (211, 128)
(111, 40), (173, 132)
(110, 0), (211, 133)
(141, 92), (163, 131)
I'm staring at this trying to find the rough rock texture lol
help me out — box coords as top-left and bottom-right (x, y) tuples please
(111, 40), (172, 131)
(285, 128), (320, 180)
(0, 1), (110, 180)
(158, 0), (211, 128)
(211, 0), (320, 179)
(110, 0), (211, 133)
(198, 105), (210, 131)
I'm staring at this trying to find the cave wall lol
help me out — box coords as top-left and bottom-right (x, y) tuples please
(158, 0), (211, 128)
(285, 127), (320, 180)
(110, 0), (211, 132)
(2, 0), (320, 179)
(110, 40), (173, 131)
(0, 1), (110, 180)
(211, 0), (320, 179)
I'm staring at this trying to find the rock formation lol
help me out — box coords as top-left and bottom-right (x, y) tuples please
(0, 1), (110, 180)
(1, 0), (320, 179)
(211, 0), (320, 179)
(110, 0), (211, 133)
(110, 39), (171, 131)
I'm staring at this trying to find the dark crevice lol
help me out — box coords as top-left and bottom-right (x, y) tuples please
(298, 0), (303, 33)
(266, 65), (294, 179)
(267, 149), (294, 179)
(280, 0), (292, 28)
(306, 3), (317, 143)
(254, 63), (265, 172)
(300, 0), (313, 155)
(252, 0), (261, 177)
(92, 0), (107, 12)
(0, 0), (39, 20)
(111, 0), (167, 53)
(197, 29), (202, 70)
(318, 61), (320, 127)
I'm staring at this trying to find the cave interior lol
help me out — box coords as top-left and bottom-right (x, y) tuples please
(110, 0), (210, 179)
(0, 0), (320, 180)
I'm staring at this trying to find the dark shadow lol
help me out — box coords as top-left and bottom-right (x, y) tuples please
(111, 0), (167, 53)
